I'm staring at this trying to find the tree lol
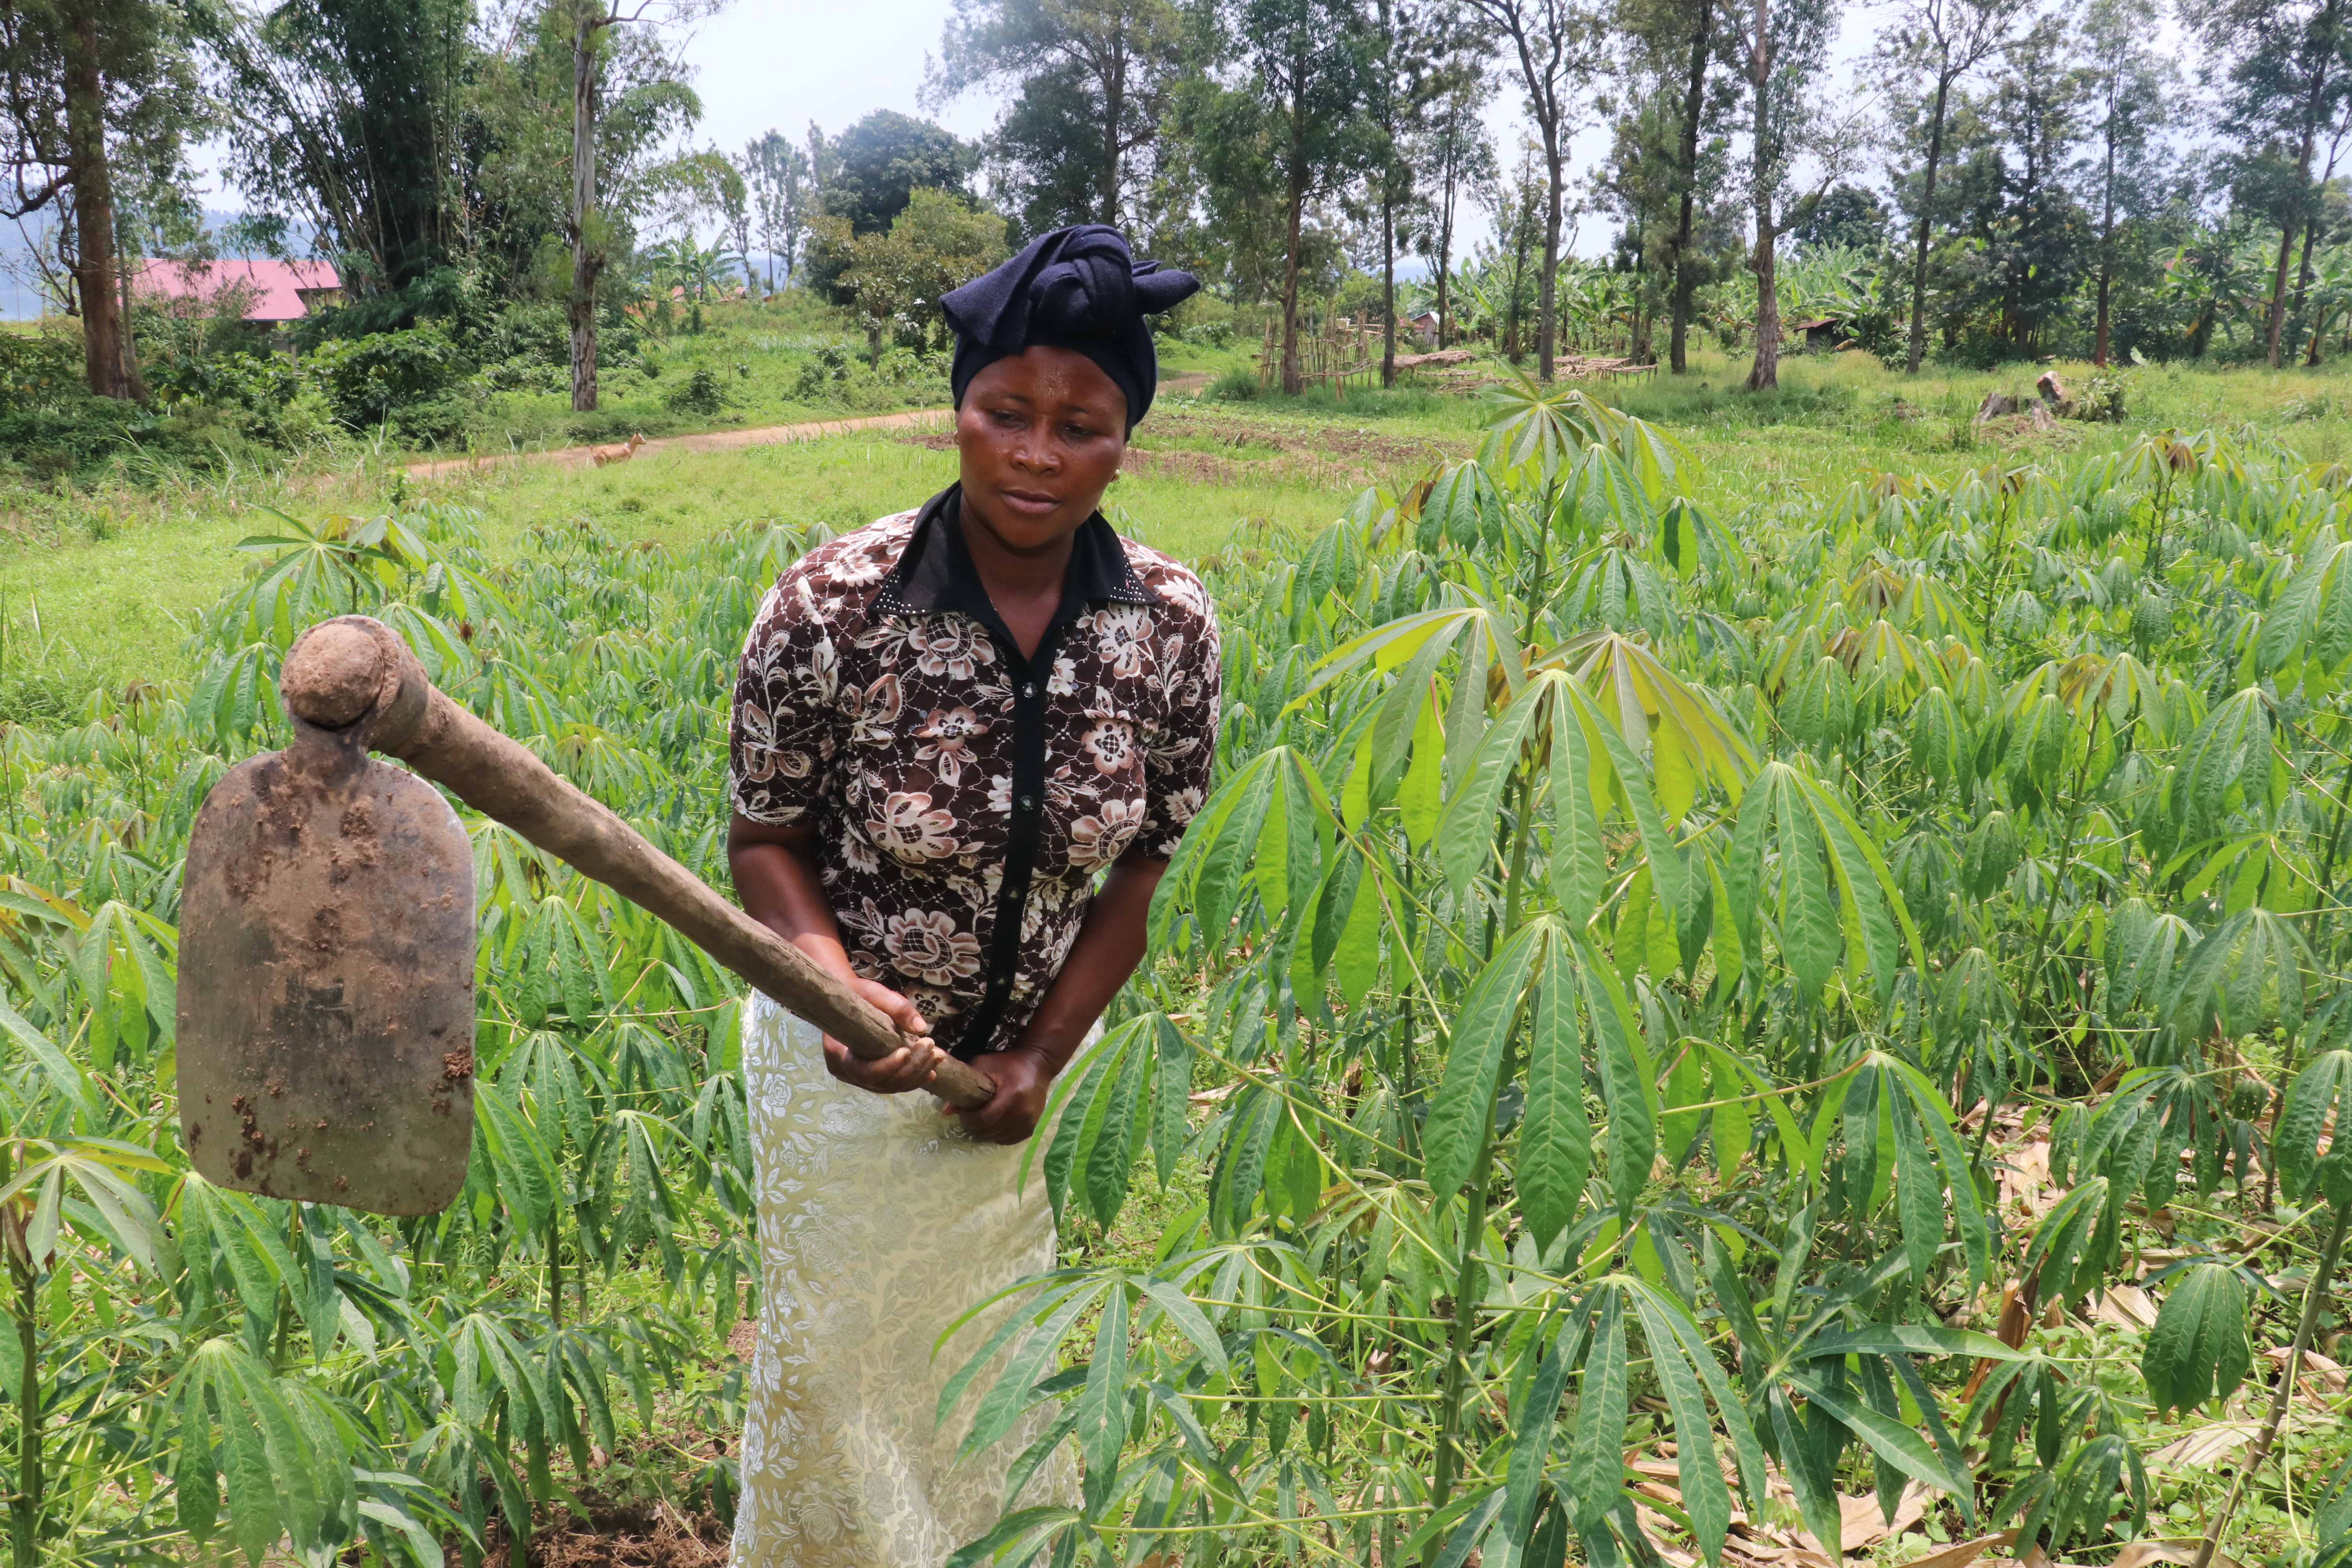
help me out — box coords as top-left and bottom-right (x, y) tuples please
(553, 0), (721, 411)
(2076, 0), (2171, 364)
(1592, 40), (1681, 363)
(742, 130), (813, 290)
(219, 0), (473, 317)
(1879, 0), (2019, 373)
(1366, 0), (1443, 386)
(2192, 0), (2352, 367)
(1980, 17), (2092, 353)
(0, 0), (204, 399)
(926, 0), (1181, 234)
(837, 186), (1011, 359)
(1613, 0), (1740, 371)
(1789, 181), (1889, 250)
(1486, 135), (1545, 358)
(1196, 0), (1381, 394)
(2289, 97), (2352, 359)
(718, 151), (754, 291)
(459, 5), (704, 341)
(822, 110), (979, 236)
(1741, 0), (1844, 391)
(1466, 0), (1600, 379)
(1409, 12), (1495, 347)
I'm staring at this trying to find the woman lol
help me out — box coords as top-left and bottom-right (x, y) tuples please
(724, 227), (1220, 1565)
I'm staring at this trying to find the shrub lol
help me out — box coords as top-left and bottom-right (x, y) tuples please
(391, 395), (472, 447)
(0, 400), (159, 480)
(872, 344), (946, 388)
(0, 334), (85, 414)
(791, 341), (857, 401)
(306, 323), (467, 431)
(663, 365), (727, 414)
(1208, 365), (1261, 401)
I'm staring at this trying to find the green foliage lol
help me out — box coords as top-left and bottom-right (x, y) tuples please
(306, 323), (471, 441)
(832, 187), (1011, 355)
(662, 366), (728, 415)
(818, 109), (980, 238)
(941, 390), (2352, 1565)
(0, 497), (806, 1564)
(2141, 1262), (2252, 1415)
(0, 336), (83, 416)
(20, 372), (2352, 1568)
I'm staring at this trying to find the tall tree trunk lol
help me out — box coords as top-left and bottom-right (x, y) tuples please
(569, 3), (606, 414)
(1281, 163), (1306, 395)
(2267, 220), (2299, 370)
(2270, 0), (2341, 368)
(2292, 214), (2322, 348)
(1749, 210), (1780, 390)
(1746, 0), (1779, 392)
(64, 1), (139, 401)
(1382, 193), (1397, 387)
(1904, 69), (1953, 376)
(1668, 0), (1715, 374)
(1100, 43), (1126, 224)
(1435, 230), (1454, 348)
(2094, 89), (2116, 367)
(1435, 151), (1459, 347)
(1507, 181), (1534, 360)
(1537, 137), (1563, 379)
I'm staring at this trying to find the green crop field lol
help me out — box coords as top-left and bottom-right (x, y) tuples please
(12, 365), (2352, 1567)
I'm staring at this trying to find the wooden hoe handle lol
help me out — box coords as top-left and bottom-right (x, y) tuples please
(280, 616), (998, 1111)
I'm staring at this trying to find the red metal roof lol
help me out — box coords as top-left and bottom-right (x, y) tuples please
(131, 258), (341, 322)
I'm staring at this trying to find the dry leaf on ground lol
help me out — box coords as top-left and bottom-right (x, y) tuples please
(1833, 1483), (1931, 1552)
(1996, 1137), (2056, 1220)
(2093, 1285), (2159, 1330)
(2145, 1423), (2262, 1470)
(2262, 1345), (2349, 1394)
(1895, 1532), (2018, 1568)
(2110, 1539), (2243, 1568)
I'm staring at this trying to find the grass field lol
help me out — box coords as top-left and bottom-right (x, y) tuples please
(14, 343), (2352, 719)
(15, 317), (2352, 1568)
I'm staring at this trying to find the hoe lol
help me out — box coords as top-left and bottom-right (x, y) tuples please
(175, 615), (995, 1217)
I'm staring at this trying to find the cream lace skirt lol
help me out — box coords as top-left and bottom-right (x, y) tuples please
(729, 996), (1079, 1566)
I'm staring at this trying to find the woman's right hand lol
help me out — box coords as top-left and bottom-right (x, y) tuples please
(728, 815), (942, 1095)
(820, 975), (944, 1094)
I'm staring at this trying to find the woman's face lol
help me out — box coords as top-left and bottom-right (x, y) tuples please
(955, 347), (1128, 552)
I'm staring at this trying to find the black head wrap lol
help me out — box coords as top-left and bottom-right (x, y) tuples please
(941, 225), (1199, 432)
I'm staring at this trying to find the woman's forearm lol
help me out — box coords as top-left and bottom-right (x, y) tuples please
(728, 815), (853, 975)
(730, 813), (941, 1093)
(1006, 853), (1167, 1074)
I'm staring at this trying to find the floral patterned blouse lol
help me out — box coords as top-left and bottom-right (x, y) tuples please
(730, 486), (1221, 1058)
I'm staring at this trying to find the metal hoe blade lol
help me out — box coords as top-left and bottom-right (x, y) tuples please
(177, 714), (476, 1215)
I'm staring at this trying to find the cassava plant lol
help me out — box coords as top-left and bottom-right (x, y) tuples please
(0, 502), (799, 1564)
(938, 377), (2352, 1568)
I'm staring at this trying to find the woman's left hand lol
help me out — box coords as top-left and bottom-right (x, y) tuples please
(949, 1047), (1054, 1144)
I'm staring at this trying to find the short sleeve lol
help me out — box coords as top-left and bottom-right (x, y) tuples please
(730, 575), (844, 825)
(1139, 593), (1222, 859)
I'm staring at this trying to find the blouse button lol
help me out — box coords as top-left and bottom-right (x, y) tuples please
(1019, 794), (1037, 811)
(1021, 682), (1036, 699)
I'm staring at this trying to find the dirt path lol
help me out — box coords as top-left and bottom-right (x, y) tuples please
(402, 407), (953, 481)
(402, 374), (1218, 483)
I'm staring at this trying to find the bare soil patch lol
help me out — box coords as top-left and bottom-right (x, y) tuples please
(449, 1490), (731, 1568)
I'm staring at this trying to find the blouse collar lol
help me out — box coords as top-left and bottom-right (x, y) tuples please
(871, 484), (1156, 626)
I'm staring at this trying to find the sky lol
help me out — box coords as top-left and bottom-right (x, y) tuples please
(679, 0), (997, 152)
